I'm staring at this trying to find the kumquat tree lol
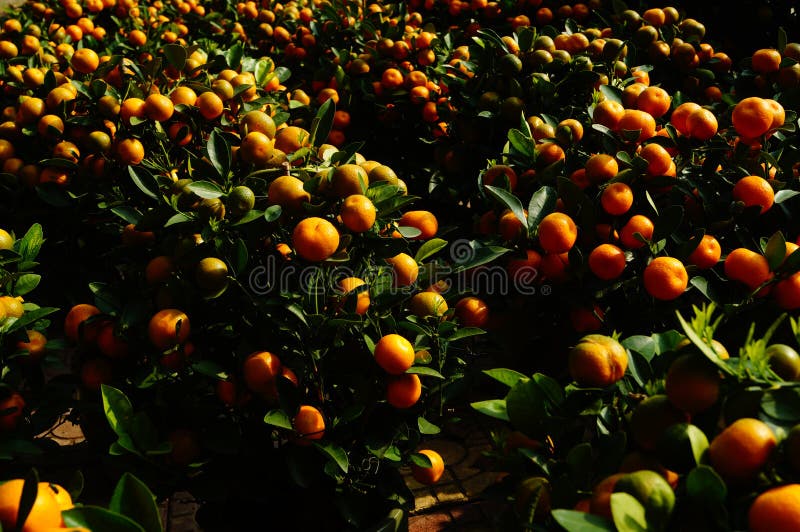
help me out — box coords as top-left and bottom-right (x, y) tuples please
(0, 0), (799, 530)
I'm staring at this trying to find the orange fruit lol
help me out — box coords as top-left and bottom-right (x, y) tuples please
(243, 351), (282, 395)
(637, 86), (671, 118)
(685, 108), (718, 140)
(399, 211), (438, 240)
(292, 217), (339, 262)
(240, 131), (275, 166)
(267, 175), (310, 212)
(374, 333), (415, 375)
(16, 330), (47, 361)
(64, 303), (101, 343)
(96, 322), (129, 359)
(538, 212), (577, 253)
(482, 164), (518, 190)
(0, 393), (24, 431)
(0, 479), (62, 532)
(665, 353), (720, 414)
(724, 248), (773, 293)
(195, 257), (229, 295)
(749, 484), (800, 532)
(568, 334), (628, 387)
(589, 473), (625, 519)
(498, 209), (527, 241)
(618, 109), (657, 143)
(386, 373), (422, 408)
(70, 47), (99, 73)
(42, 483), (73, 512)
(732, 175), (774, 214)
(274, 126), (310, 154)
(585, 153), (618, 183)
(687, 235), (721, 269)
(0, 296), (23, 318)
(732, 97), (774, 138)
(338, 277), (370, 315)
(145, 255), (175, 285)
(340, 194), (376, 232)
(331, 164), (368, 197)
(588, 243), (626, 280)
(454, 296), (489, 328)
(196, 91), (224, 120)
(620, 215), (654, 249)
(593, 99), (625, 130)
(643, 257), (688, 300)
(775, 272), (800, 310)
(292, 405), (325, 444)
(751, 48), (782, 74)
(639, 143), (672, 176)
(409, 291), (448, 318)
(708, 418), (776, 482)
(386, 253), (419, 287)
(411, 449), (445, 485)
(170, 86), (197, 107)
(670, 102), (702, 135)
(144, 93), (174, 121)
(600, 182), (634, 215)
(148, 309), (190, 350)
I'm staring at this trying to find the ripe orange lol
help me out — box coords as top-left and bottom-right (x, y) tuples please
(386, 253), (419, 287)
(670, 102), (702, 135)
(751, 48), (782, 74)
(338, 277), (370, 315)
(144, 93), (174, 121)
(292, 405), (325, 444)
(687, 235), (721, 269)
(498, 209), (527, 241)
(618, 109), (656, 143)
(749, 484), (800, 532)
(116, 138), (144, 165)
(600, 182), (634, 215)
(588, 244), (626, 280)
(620, 215), (654, 249)
(411, 449), (445, 485)
(732, 175), (774, 214)
(145, 255), (175, 284)
(775, 272), (800, 310)
(592, 99), (625, 130)
(639, 143), (672, 176)
(16, 330), (47, 361)
(70, 47), (99, 73)
(724, 248), (773, 294)
(274, 126), (310, 154)
(636, 86), (671, 118)
(240, 131), (275, 166)
(399, 211), (438, 240)
(685, 108), (718, 140)
(331, 164), (368, 197)
(665, 353), (720, 414)
(268, 175), (310, 212)
(585, 153), (618, 183)
(374, 334), (415, 375)
(568, 334), (628, 387)
(409, 291), (448, 318)
(96, 321), (129, 359)
(386, 373), (422, 408)
(454, 296), (489, 328)
(243, 351), (282, 395)
(589, 473), (625, 519)
(708, 418), (776, 482)
(148, 309), (190, 350)
(64, 303), (101, 343)
(643, 257), (688, 300)
(538, 212), (577, 253)
(196, 91), (224, 120)
(0, 393), (24, 431)
(732, 97), (774, 138)
(292, 217), (339, 262)
(340, 194), (376, 232)
(0, 479), (62, 532)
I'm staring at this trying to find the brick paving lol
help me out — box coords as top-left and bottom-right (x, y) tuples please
(39, 408), (498, 531)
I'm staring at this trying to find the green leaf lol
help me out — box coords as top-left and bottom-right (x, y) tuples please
(406, 366), (444, 379)
(110, 206), (143, 225)
(598, 84), (623, 105)
(109, 473), (162, 532)
(779, 27), (788, 53)
(775, 190), (800, 204)
(552, 509), (614, 532)
(611, 492), (648, 532)
(675, 312), (735, 375)
(16, 224), (43, 264)
(264, 409), (293, 430)
(5, 307), (58, 334)
(506, 378), (545, 435)
(165, 213), (193, 227)
(13, 274), (40, 296)
(448, 327), (486, 342)
(686, 465), (726, 504)
(309, 97), (335, 148)
(162, 44), (187, 70)
(206, 129), (232, 180)
(508, 128), (534, 159)
(396, 226), (422, 239)
(128, 167), (160, 201)
(415, 238), (447, 263)
(314, 441), (349, 473)
(254, 58), (273, 87)
(231, 209), (265, 226)
(16, 469), (40, 532)
(186, 180), (224, 199)
(483, 368), (527, 388)
(264, 205), (282, 222)
(417, 417), (441, 435)
(765, 232), (787, 272)
(470, 399), (509, 421)
(527, 186), (557, 233)
(62, 506), (145, 532)
(410, 452), (433, 468)
(101, 384), (134, 437)
(484, 185), (527, 229)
